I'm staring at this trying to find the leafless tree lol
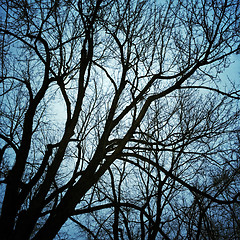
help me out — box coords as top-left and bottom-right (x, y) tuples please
(0, 0), (240, 239)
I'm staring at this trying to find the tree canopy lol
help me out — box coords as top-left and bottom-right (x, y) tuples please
(0, 0), (240, 239)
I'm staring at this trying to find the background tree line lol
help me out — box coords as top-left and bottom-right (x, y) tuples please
(0, 0), (240, 239)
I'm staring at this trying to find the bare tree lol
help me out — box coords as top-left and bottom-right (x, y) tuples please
(0, 0), (240, 239)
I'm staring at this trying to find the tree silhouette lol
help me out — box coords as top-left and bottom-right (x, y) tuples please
(0, 0), (240, 239)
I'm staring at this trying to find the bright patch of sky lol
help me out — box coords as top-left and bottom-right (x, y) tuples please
(221, 54), (240, 87)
